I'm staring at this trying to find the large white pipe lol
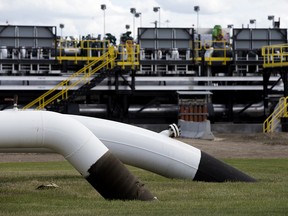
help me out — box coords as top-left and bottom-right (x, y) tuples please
(70, 115), (256, 182)
(71, 115), (201, 179)
(0, 111), (155, 200)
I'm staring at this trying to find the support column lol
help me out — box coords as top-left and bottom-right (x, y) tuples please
(263, 68), (270, 115)
(281, 68), (288, 97)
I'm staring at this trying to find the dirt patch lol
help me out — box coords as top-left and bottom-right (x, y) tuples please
(0, 133), (287, 163)
(179, 132), (288, 159)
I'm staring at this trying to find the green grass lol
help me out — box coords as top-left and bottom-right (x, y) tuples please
(0, 159), (288, 216)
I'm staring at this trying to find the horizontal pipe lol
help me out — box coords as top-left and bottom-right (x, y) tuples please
(79, 104), (178, 116)
(79, 103), (265, 118)
(0, 111), (155, 200)
(213, 103), (265, 117)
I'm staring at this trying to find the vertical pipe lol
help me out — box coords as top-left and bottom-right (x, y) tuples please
(198, 105), (203, 122)
(194, 104), (198, 122)
(189, 104), (194, 121)
(179, 104), (184, 120)
(203, 104), (208, 121)
(184, 104), (189, 121)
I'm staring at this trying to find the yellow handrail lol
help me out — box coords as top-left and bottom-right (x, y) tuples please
(57, 39), (111, 64)
(116, 40), (140, 69)
(22, 46), (115, 110)
(37, 58), (115, 110)
(22, 39), (140, 110)
(262, 44), (288, 68)
(194, 40), (232, 65)
(263, 96), (288, 133)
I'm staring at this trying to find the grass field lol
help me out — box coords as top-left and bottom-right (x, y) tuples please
(0, 159), (287, 216)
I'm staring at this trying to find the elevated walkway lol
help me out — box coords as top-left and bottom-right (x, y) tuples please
(195, 40), (233, 66)
(22, 40), (140, 110)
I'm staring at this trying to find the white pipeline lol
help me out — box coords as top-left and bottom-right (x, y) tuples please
(0, 111), (201, 179)
(0, 111), (255, 182)
(70, 115), (201, 179)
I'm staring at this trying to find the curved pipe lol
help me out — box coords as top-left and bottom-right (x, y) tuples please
(70, 115), (256, 182)
(0, 111), (155, 201)
(160, 123), (181, 137)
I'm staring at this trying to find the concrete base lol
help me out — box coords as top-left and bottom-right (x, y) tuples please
(179, 120), (215, 140)
(211, 123), (262, 133)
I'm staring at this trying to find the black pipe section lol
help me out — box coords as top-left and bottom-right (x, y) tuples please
(86, 151), (156, 201)
(194, 151), (256, 182)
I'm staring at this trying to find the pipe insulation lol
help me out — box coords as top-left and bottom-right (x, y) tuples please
(70, 115), (256, 182)
(0, 111), (155, 201)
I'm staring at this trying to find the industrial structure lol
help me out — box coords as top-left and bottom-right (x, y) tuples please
(0, 24), (287, 132)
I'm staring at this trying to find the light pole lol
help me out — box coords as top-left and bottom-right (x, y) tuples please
(194, 6), (200, 33)
(59, 23), (64, 39)
(268, 15), (275, 28)
(165, 20), (170, 27)
(135, 12), (142, 28)
(250, 19), (256, 28)
(130, 8), (136, 39)
(153, 7), (160, 28)
(227, 24), (233, 44)
(101, 4), (106, 38)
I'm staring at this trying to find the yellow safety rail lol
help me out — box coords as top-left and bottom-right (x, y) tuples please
(195, 40), (232, 65)
(116, 40), (140, 70)
(262, 44), (288, 68)
(22, 46), (116, 110)
(263, 96), (288, 133)
(58, 39), (111, 64)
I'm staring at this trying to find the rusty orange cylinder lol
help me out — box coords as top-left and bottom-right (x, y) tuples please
(179, 105), (185, 120)
(189, 105), (193, 121)
(203, 105), (208, 121)
(194, 105), (198, 122)
(184, 105), (189, 121)
(198, 105), (203, 122)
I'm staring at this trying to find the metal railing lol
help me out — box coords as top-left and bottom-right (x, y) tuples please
(57, 39), (112, 63)
(116, 40), (140, 69)
(262, 44), (288, 68)
(57, 39), (140, 69)
(194, 40), (232, 65)
(263, 96), (288, 133)
(22, 39), (141, 110)
(22, 46), (116, 110)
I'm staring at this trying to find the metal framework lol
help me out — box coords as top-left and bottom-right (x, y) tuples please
(0, 25), (287, 126)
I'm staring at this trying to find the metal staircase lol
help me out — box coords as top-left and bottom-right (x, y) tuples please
(263, 96), (288, 133)
(49, 69), (112, 112)
(262, 44), (288, 133)
(22, 46), (116, 110)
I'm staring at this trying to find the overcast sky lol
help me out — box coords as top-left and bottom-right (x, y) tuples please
(1, 0), (287, 40)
